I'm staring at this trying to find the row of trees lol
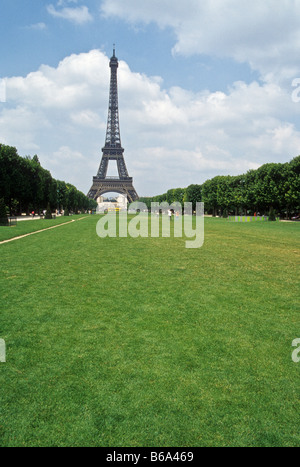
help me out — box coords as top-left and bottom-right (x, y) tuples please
(0, 144), (97, 215)
(139, 156), (300, 218)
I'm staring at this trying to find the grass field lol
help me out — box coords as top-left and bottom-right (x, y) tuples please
(0, 215), (299, 447)
(0, 215), (83, 242)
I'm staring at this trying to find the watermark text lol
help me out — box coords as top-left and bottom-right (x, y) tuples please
(292, 338), (300, 363)
(292, 78), (300, 103)
(0, 339), (6, 363)
(96, 202), (204, 249)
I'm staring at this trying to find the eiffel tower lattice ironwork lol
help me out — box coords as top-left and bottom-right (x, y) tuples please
(88, 48), (139, 203)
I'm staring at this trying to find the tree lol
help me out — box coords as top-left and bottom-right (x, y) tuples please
(268, 206), (276, 221)
(202, 177), (219, 216)
(184, 184), (202, 211)
(138, 197), (152, 211)
(283, 156), (300, 218)
(216, 176), (235, 215)
(45, 202), (52, 219)
(0, 198), (8, 225)
(166, 188), (186, 206)
(88, 198), (98, 211)
(0, 145), (94, 216)
(244, 169), (258, 214)
(142, 155), (300, 218)
(0, 144), (23, 214)
(251, 163), (284, 215)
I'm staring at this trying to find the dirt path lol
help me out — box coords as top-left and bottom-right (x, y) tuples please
(0, 217), (88, 245)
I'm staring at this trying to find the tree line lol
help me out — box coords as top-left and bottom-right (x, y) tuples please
(0, 144), (97, 215)
(139, 156), (300, 218)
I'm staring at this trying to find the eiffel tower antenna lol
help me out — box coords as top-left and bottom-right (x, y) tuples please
(88, 47), (139, 203)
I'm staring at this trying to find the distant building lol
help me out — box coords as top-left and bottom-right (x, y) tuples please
(96, 194), (128, 212)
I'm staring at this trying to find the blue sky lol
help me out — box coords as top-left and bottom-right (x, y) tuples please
(1, 0), (300, 196)
(1, 0), (258, 91)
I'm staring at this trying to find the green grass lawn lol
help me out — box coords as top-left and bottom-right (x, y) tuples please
(0, 215), (87, 242)
(0, 216), (299, 447)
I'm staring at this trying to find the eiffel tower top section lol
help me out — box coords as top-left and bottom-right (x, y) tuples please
(104, 46), (122, 151)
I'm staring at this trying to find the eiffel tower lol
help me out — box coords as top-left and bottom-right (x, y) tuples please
(88, 47), (139, 204)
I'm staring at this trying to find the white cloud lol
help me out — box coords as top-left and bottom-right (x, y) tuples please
(7, 50), (109, 109)
(57, 0), (79, 5)
(1, 49), (300, 197)
(47, 2), (93, 24)
(101, 0), (300, 83)
(0, 106), (50, 152)
(26, 22), (47, 31)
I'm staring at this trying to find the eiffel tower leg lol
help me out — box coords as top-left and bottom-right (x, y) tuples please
(97, 158), (109, 178)
(117, 158), (129, 178)
(123, 186), (139, 204)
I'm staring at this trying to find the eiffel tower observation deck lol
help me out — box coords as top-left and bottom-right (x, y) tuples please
(88, 47), (139, 203)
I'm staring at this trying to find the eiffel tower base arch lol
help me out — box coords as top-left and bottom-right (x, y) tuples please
(88, 177), (139, 204)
